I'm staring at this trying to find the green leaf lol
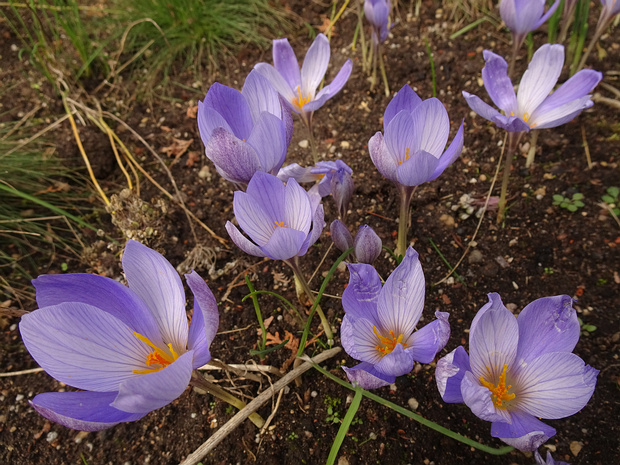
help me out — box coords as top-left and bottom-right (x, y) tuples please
(602, 195), (615, 204)
(553, 194), (565, 202)
(572, 193), (584, 200)
(567, 204), (578, 212)
(574, 201), (585, 207)
(607, 186), (619, 198)
(582, 324), (597, 332)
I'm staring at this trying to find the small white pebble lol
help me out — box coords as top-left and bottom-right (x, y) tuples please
(191, 413), (197, 419)
(46, 431), (58, 442)
(389, 383), (397, 391)
(408, 398), (419, 410)
(277, 315), (283, 321)
(11, 44), (19, 52)
(9, 324), (17, 331)
(310, 391), (318, 398)
(298, 140), (309, 149)
(15, 394), (24, 402)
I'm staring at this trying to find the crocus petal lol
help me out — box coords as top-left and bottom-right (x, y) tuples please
(31, 391), (146, 432)
(351, 317), (384, 365)
(185, 271), (219, 368)
(246, 111), (287, 174)
(342, 262), (382, 321)
(353, 225), (382, 264)
(384, 111), (418, 166)
(515, 295), (580, 365)
(512, 352), (598, 419)
(373, 343), (414, 377)
(283, 178), (312, 233)
(330, 219), (354, 252)
(410, 98), (450, 156)
(324, 58), (353, 97)
(369, 131), (398, 182)
(396, 150), (440, 186)
(301, 33), (330, 97)
(232, 191), (274, 246)
(461, 371), (512, 423)
(428, 120), (464, 181)
(197, 102), (233, 145)
(343, 362), (394, 389)
(462, 92), (505, 124)
(242, 70), (285, 124)
(277, 163), (316, 183)
(246, 171), (287, 226)
(260, 226), (307, 260)
(225, 221), (265, 257)
(254, 63), (296, 103)
(20, 302), (147, 392)
(470, 292), (507, 334)
(272, 38), (301, 91)
(500, 0), (544, 36)
(436, 346), (471, 403)
(534, 69), (601, 119)
(481, 50), (517, 114)
(297, 204), (325, 256)
(377, 247), (425, 337)
(405, 311), (450, 363)
(32, 273), (161, 347)
(122, 240), (188, 351)
(383, 85), (422, 129)
(491, 411), (556, 451)
(205, 127), (261, 184)
(533, 0), (562, 29)
(112, 351), (193, 413)
(530, 96), (594, 129)
(340, 314), (360, 360)
(203, 83), (253, 140)
(517, 44), (564, 117)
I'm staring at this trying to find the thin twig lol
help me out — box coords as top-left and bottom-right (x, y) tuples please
(581, 124), (592, 169)
(308, 242), (333, 285)
(0, 367), (44, 377)
(1, 104), (41, 141)
(259, 387), (285, 435)
(198, 362), (282, 377)
(1, 114), (71, 159)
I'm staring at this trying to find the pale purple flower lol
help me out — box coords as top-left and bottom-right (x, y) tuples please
(365, 0), (391, 44)
(19, 240), (219, 431)
(463, 44), (602, 133)
(254, 34), (353, 122)
(368, 85), (464, 187)
(197, 70), (293, 184)
(330, 220), (382, 265)
(226, 171), (325, 261)
(341, 247), (450, 389)
(535, 450), (569, 465)
(330, 219), (354, 252)
(436, 293), (598, 451)
(500, 0), (561, 47)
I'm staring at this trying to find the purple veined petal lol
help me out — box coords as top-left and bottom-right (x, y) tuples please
(396, 150), (440, 186)
(535, 450), (569, 465)
(30, 391), (146, 432)
(351, 316), (385, 365)
(112, 350), (194, 413)
(405, 311), (450, 363)
(20, 302), (148, 392)
(245, 171), (288, 227)
(197, 102), (233, 146)
(491, 411), (556, 451)
(246, 112), (287, 174)
(468, 302), (519, 382)
(32, 273), (162, 348)
(531, 69), (601, 118)
(533, 0), (562, 30)
(185, 271), (219, 369)
(427, 119), (464, 182)
(203, 83), (253, 141)
(205, 128), (261, 184)
(373, 343), (414, 377)
(461, 371), (512, 423)
(301, 33), (330, 97)
(242, 70), (285, 124)
(517, 44), (564, 117)
(281, 98), (294, 146)
(122, 240), (189, 352)
(272, 38), (301, 91)
(331, 170), (354, 218)
(282, 178), (312, 233)
(318, 176), (333, 197)
(342, 262), (382, 320)
(353, 225), (382, 264)
(511, 352), (598, 419)
(462, 91), (505, 124)
(470, 293), (507, 334)
(368, 131), (398, 182)
(436, 346), (471, 403)
(340, 314), (360, 359)
(531, 96), (594, 129)
(225, 221), (265, 257)
(481, 49), (517, 115)
(232, 191), (273, 246)
(377, 247), (425, 337)
(384, 111), (418, 167)
(500, 0), (545, 36)
(300, 88), (332, 113)
(254, 62), (296, 103)
(515, 295), (580, 365)
(342, 362), (394, 389)
(277, 163), (316, 183)
(330, 219), (354, 252)
(410, 98), (450, 156)
(259, 226), (307, 260)
(324, 58), (353, 98)
(296, 203), (325, 257)
(384, 85), (422, 129)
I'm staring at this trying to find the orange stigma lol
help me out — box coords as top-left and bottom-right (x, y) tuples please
(479, 364), (516, 409)
(274, 220), (287, 228)
(292, 86), (312, 111)
(133, 332), (179, 375)
(373, 326), (407, 356)
(398, 147), (411, 165)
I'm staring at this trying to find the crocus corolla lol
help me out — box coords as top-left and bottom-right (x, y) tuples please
(365, 0), (391, 44)
(368, 85), (464, 188)
(197, 69), (293, 185)
(19, 240), (219, 431)
(436, 293), (598, 451)
(463, 44), (602, 133)
(226, 171), (325, 261)
(341, 247), (450, 389)
(535, 451), (569, 465)
(254, 34), (353, 124)
(500, 0), (561, 49)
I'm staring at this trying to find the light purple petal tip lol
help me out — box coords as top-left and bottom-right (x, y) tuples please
(185, 271), (219, 368)
(343, 362), (395, 389)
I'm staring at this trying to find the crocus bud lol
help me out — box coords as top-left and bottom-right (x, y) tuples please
(330, 219), (353, 253)
(353, 225), (382, 264)
(331, 167), (354, 219)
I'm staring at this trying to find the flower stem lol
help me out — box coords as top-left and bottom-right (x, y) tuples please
(575, 14), (609, 75)
(286, 258), (334, 346)
(507, 39), (521, 78)
(370, 41), (378, 91)
(525, 129), (538, 168)
(396, 185), (415, 257)
(190, 371), (265, 428)
(378, 42), (390, 97)
(306, 114), (319, 163)
(496, 131), (522, 224)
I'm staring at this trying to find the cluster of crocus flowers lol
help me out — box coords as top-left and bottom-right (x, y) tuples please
(330, 220), (382, 265)
(19, 240), (219, 431)
(197, 70), (292, 185)
(341, 247), (450, 389)
(436, 293), (598, 451)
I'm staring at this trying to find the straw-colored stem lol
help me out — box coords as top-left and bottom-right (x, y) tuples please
(378, 42), (390, 97)
(306, 115), (319, 163)
(396, 185), (415, 257)
(497, 131), (523, 224)
(525, 130), (539, 168)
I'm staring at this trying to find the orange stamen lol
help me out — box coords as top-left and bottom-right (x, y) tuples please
(373, 326), (407, 356)
(292, 86), (312, 111)
(274, 220), (287, 228)
(133, 332), (179, 375)
(479, 364), (516, 409)
(398, 147), (411, 165)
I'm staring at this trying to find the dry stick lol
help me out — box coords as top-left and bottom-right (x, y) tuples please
(0, 367), (44, 377)
(104, 122), (134, 189)
(206, 360), (262, 383)
(308, 242), (334, 285)
(434, 133), (506, 286)
(593, 94), (620, 110)
(600, 82), (620, 99)
(581, 124), (592, 169)
(180, 347), (341, 465)
(1, 104), (41, 141)
(198, 363), (282, 377)
(259, 387), (285, 435)
(1, 113), (71, 158)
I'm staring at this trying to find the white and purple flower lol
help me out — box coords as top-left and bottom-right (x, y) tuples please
(341, 247), (450, 389)
(436, 293), (598, 451)
(500, 0), (561, 48)
(365, 0), (391, 44)
(19, 240), (219, 431)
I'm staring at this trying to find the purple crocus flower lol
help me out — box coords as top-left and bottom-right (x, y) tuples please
(368, 85), (464, 188)
(499, 0), (561, 49)
(226, 171), (325, 261)
(463, 44), (602, 133)
(254, 34), (353, 124)
(330, 220), (382, 265)
(197, 70), (293, 185)
(330, 219), (354, 252)
(601, 0), (620, 17)
(19, 240), (219, 431)
(535, 451), (569, 465)
(436, 293), (598, 451)
(341, 247), (450, 389)
(365, 0), (391, 44)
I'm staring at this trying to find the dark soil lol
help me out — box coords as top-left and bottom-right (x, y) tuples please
(1, 1), (619, 465)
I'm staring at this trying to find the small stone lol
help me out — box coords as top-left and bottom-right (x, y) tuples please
(570, 441), (583, 456)
(439, 214), (456, 228)
(11, 44), (19, 52)
(298, 140), (309, 149)
(311, 391), (318, 398)
(468, 249), (483, 264)
(337, 457), (350, 465)
(46, 431), (58, 442)
(407, 398), (419, 410)
(340, 141), (350, 149)
(15, 394), (24, 402)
